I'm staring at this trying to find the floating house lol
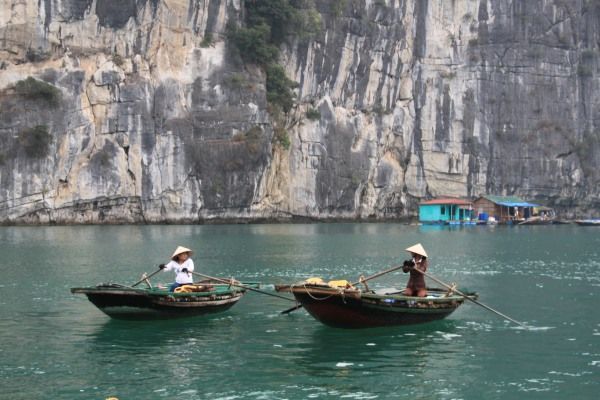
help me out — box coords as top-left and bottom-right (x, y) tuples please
(473, 195), (540, 224)
(418, 198), (474, 225)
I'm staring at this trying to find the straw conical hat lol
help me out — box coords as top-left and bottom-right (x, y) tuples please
(171, 246), (192, 260)
(405, 243), (428, 258)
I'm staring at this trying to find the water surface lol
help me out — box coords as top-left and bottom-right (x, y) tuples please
(0, 224), (598, 399)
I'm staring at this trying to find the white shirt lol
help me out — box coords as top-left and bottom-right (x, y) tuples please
(164, 259), (194, 284)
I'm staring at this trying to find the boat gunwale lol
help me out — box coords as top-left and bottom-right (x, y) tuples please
(289, 284), (475, 303)
(70, 283), (252, 298)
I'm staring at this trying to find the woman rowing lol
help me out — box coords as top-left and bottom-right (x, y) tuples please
(159, 246), (195, 292)
(402, 243), (429, 297)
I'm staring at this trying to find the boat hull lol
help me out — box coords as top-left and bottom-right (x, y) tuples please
(291, 286), (470, 328)
(518, 218), (555, 225)
(575, 219), (600, 226)
(72, 284), (245, 320)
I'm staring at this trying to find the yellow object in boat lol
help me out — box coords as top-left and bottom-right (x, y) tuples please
(174, 285), (194, 293)
(304, 277), (325, 285)
(328, 279), (353, 288)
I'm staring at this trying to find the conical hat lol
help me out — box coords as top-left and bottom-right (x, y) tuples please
(405, 243), (427, 258)
(171, 246), (192, 260)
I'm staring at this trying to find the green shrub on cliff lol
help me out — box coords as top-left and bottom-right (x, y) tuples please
(331, 0), (347, 17)
(15, 77), (62, 107)
(306, 108), (321, 120)
(18, 125), (52, 158)
(274, 126), (291, 150)
(266, 64), (298, 113)
(246, 0), (320, 45)
(201, 32), (214, 48)
(228, 0), (321, 113)
(228, 22), (279, 66)
(225, 73), (248, 90)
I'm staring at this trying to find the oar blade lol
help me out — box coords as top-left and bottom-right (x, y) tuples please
(281, 304), (303, 314)
(416, 268), (527, 328)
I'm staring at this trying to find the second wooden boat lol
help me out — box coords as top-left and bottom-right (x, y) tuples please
(288, 282), (477, 329)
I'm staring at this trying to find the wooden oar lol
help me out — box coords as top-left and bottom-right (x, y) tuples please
(190, 271), (296, 302)
(280, 263), (405, 315)
(131, 268), (163, 288)
(413, 268), (528, 328)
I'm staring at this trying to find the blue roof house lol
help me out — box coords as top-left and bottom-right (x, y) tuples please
(473, 195), (540, 224)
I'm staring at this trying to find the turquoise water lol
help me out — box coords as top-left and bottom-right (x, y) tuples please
(0, 224), (598, 399)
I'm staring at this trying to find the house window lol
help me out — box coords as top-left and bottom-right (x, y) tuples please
(441, 206), (445, 215)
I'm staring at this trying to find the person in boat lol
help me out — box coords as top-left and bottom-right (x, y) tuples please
(159, 246), (195, 292)
(402, 243), (428, 297)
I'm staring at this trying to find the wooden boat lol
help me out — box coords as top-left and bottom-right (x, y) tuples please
(518, 216), (555, 225)
(574, 219), (600, 226)
(288, 283), (477, 329)
(71, 281), (257, 320)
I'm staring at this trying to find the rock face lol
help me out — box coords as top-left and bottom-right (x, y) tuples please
(0, 0), (598, 223)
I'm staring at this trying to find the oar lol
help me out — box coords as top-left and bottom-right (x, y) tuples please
(190, 271), (296, 302)
(413, 268), (527, 328)
(280, 263), (405, 315)
(131, 268), (163, 288)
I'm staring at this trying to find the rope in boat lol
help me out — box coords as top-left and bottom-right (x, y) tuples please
(299, 283), (348, 303)
(281, 264), (409, 315)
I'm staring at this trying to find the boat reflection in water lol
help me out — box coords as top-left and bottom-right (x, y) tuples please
(294, 320), (464, 374)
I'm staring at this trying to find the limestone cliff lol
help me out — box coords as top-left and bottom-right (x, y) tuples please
(0, 0), (598, 223)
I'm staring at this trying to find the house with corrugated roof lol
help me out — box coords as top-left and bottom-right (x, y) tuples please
(473, 195), (540, 224)
(418, 198), (474, 225)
